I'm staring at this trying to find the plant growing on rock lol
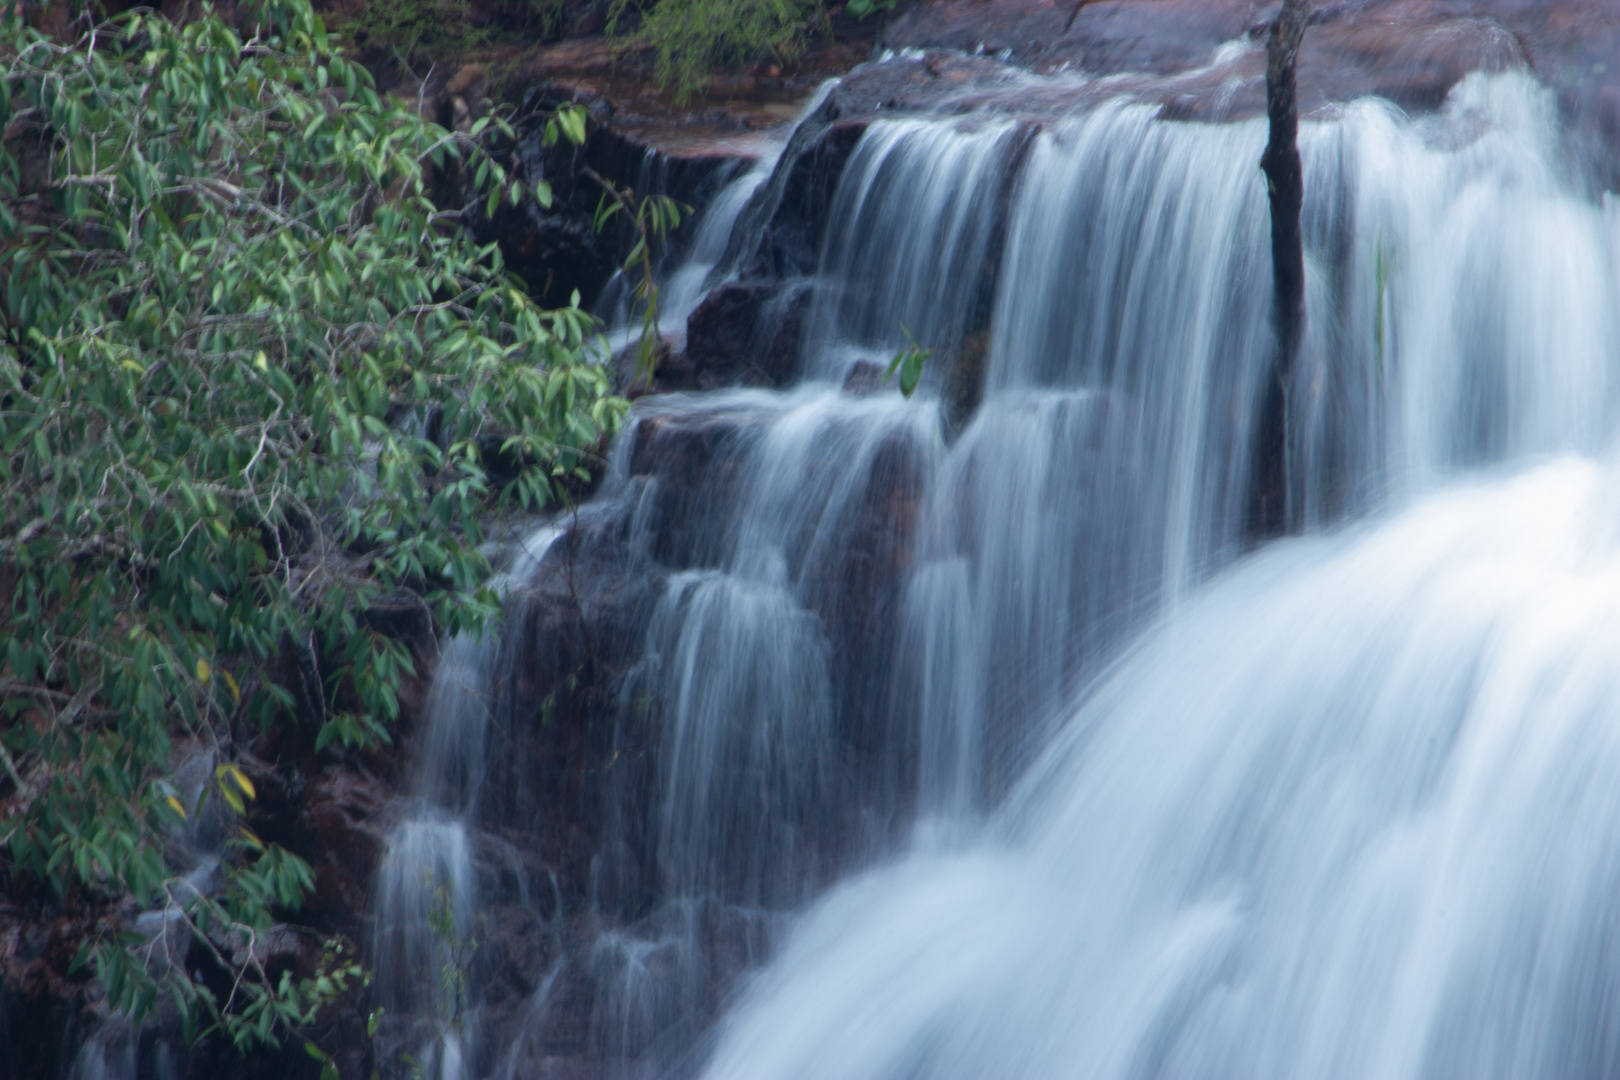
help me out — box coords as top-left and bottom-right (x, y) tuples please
(607, 0), (825, 103)
(0, 0), (623, 1059)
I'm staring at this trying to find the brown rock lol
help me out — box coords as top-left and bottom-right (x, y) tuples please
(296, 766), (396, 934)
(683, 280), (809, 389)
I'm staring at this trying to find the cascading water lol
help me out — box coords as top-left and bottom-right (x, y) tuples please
(373, 534), (561, 1078)
(801, 116), (1023, 381)
(374, 39), (1620, 1080)
(705, 456), (1620, 1079)
(598, 154), (778, 354)
(699, 67), (1620, 1080)
(547, 386), (939, 1067)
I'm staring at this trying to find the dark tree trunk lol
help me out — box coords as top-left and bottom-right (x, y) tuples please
(1249, 0), (1310, 542)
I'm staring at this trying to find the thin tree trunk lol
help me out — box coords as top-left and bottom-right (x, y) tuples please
(1249, 0), (1309, 541)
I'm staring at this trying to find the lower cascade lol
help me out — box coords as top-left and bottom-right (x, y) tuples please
(372, 53), (1620, 1080)
(708, 458), (1620, 1079)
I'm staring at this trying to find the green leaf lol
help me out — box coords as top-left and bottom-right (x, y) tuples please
(883, 326), (933, 399)
(557, 105), (587, 146)
(900, 349), (926, 397)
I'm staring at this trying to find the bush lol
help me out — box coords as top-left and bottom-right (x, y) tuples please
(609, 0), (825, 103)
(0, 0), (621, 1053)
(327, 0), (568, 71)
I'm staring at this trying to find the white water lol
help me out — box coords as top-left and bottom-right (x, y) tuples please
(372, 526), (562, 1079)
(596, 156), (775, 361)
(701, 71), (1620, 1079)
(575, 386), (940, 1060)
(803, 116), (1022, 379)
(659, 160), (776, 335)
(707, 457), (1620, 1079)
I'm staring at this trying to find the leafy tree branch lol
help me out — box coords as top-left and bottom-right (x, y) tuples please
(0, 0), (622, 1055)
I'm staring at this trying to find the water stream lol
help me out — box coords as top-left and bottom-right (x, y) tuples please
(379, 56), (1620, 1079)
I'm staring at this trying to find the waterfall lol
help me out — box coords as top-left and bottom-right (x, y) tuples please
(700, 70), (1620, 1080)
(596, 154), (774, 360)
(372, 536), (558, 1078)
(705, 457), (1620, 1079)
(801, 117), (1024, 382)
(372, 45), (1620, 1078)
(657, 160), (776, 337)
(577, 386), (939, 1063)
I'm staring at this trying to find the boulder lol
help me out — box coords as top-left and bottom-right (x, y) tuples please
(681, 279), (813, 389)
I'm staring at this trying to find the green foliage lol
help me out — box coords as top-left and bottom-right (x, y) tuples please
(843, 0), (895, 19)
(586, 168), (684, 380)
(0, 0), (621, 1055)
(328, 0), (492, 65)
(327, 0), (567, 69)
(884, 327), (932, 398)
(608, 0), (823, 103)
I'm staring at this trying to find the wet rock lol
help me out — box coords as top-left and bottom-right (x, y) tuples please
(470, 900), (555, 1036)
(0, 905), (91, 1080)
(733, 120), (870, 279)
(227, 923), (325, 985)
(682, 279), (812, 389)
(886, 0), (1256, 75)
(685, 283), (774, 382)
(451, 83), (760, 310)
(294, 766), (396, 935)
(626, 408), (761, 567)
(616, 332), (677, 398)
(842, 359), (887, 396)
(472, 512), (668, 915)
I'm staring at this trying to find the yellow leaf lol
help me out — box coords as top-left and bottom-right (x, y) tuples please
(221, 786), (245, 815)
(166, 795), (187, 820)
(226, 764), (256, 800)
(222, 670), (241, 704)
(255, 351), (269, 372)
(196, 658), (211, 683)
(238, 827), (265, 850)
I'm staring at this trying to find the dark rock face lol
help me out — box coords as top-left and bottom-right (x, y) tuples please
(295, 766), (398, 934)
(681, 280), (813, 389)
(0, 903), (94, 1080)
(616, 283), (811, 398)
(885, 0), (1256, 74)
(469, 86), (754, 310)
(736, 120), (870, 279)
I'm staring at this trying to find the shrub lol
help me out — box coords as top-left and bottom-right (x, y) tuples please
(608, 0), (824, 103)
(0, 0), (621, 1053)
